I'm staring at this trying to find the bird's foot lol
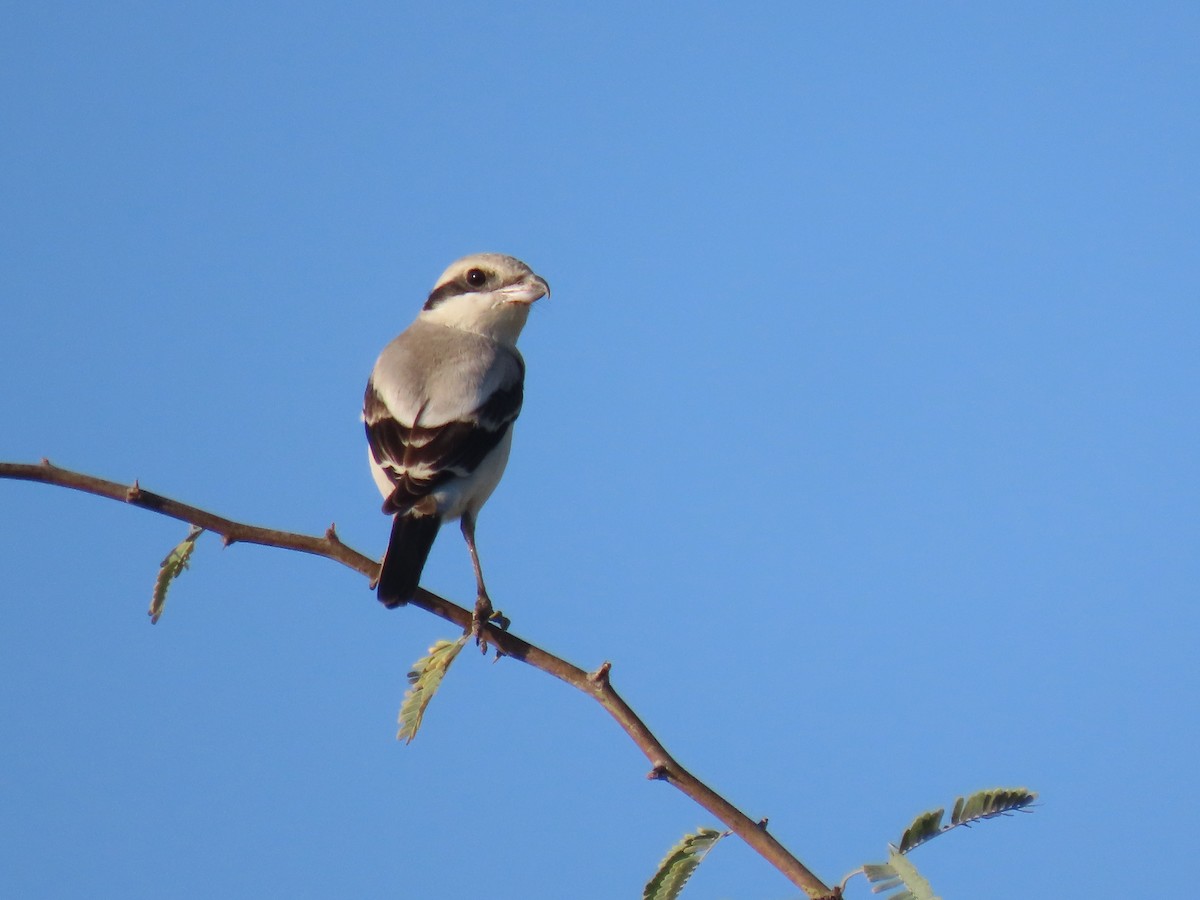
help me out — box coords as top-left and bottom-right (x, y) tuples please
(471, 594), (495, 653)
(469, 594), (511, 655)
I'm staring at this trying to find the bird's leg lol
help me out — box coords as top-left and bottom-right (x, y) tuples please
(460, 512), (508, 650)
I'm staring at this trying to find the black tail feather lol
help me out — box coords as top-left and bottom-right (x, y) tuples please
(377, 514), (441, 608)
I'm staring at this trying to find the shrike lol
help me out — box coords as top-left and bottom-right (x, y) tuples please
(363, 253), (549, 638)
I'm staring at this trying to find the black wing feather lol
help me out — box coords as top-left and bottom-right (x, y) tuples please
(363, 379), (523, 516)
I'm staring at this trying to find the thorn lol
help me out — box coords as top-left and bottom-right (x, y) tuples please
(222, 533), (237, 548)
(756, 817), (769, 829)
(587, 661), (612, 686)
(39, 457), (52, 467)
(126, 480), (142, 501)
(646, 764), (669, 781)
(325, 523), (341, 544)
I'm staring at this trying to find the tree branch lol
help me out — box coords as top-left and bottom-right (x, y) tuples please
(1, 459), (832, 898)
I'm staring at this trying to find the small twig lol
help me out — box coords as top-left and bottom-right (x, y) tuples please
(1, 459), (832, 898)
(7, 459), (372, 576)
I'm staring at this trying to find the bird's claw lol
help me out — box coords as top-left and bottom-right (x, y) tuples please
(468, 594), (510, 656)
(471, 594), (495, 653)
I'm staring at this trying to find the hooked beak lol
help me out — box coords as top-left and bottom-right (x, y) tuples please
(500, 273), (551, 305)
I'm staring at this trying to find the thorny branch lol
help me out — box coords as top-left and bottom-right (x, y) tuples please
(1, 459), (832, 898)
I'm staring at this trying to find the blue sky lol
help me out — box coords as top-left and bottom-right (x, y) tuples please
(2, 3), (1197, 898)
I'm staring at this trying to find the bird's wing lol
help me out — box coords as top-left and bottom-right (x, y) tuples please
(364, 349), (524, 516)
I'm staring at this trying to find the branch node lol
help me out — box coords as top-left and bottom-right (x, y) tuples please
(126, 480), (142, 502)
(587, 661), (612, 687)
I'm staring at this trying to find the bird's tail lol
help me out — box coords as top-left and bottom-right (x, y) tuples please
(377, 513), (441, 608)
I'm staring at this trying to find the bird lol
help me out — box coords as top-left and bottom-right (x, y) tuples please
(363, 252), (549, 640)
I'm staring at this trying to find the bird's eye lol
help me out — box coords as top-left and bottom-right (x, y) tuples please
(465, 268), (488, 288)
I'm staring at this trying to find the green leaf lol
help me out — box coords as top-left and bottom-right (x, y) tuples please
(148, 525), (203, 624)
(950, 787), (1037, 826)
(642, 828), (726, 900)
(897, 807), (944, 853)
(863, 848), (941, 900)
(893, 787), (1036, 855)
(396, 637), (468, 744)
(849, 786), (1037, 897)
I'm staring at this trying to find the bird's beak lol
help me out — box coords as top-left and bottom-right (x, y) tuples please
(500, 274), (551, 305)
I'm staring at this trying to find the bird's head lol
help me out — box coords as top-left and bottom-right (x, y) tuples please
(419, 253), (550, 345)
